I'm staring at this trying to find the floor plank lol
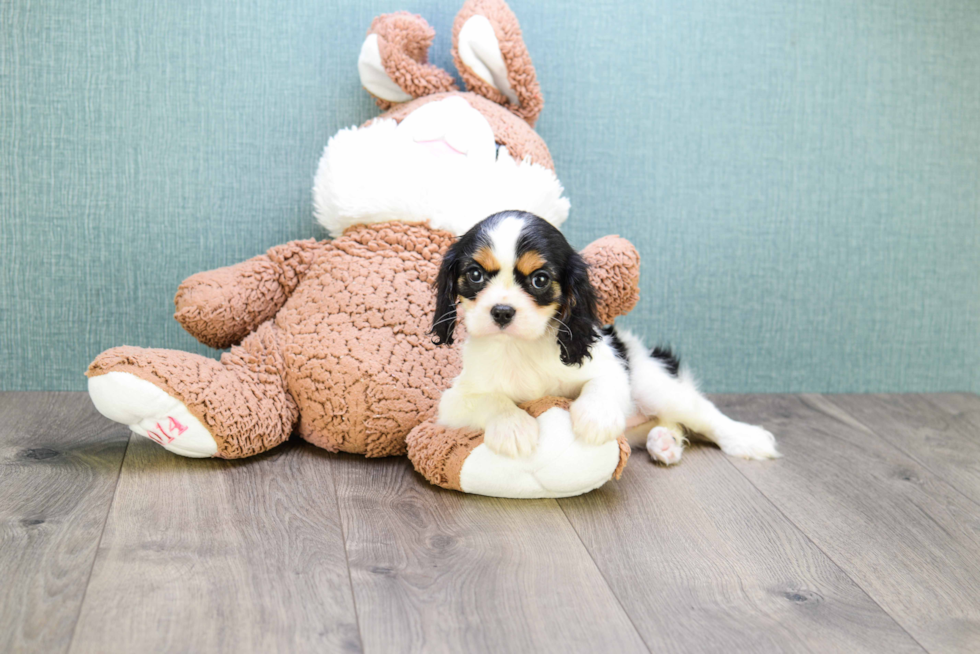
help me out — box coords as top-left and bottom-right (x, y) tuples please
(331, 454), (649, 654)
(0, 393), (128, 654)
(6, 392), (980, 653)
(716, 394), (980, 653)
(68, 436), (361, 654)
(558, 441), (924, 653)
(926, 393), (980, 428)
(825, 393), (980, 506)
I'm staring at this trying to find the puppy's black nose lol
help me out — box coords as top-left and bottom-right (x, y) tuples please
(490, 304), (516, 327)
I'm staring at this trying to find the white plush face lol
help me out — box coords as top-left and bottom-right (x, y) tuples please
(397, 96), (498, 165)
(312, 97), (570, 238)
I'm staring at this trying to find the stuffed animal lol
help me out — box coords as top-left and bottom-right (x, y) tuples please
(86, 0), (642, 498)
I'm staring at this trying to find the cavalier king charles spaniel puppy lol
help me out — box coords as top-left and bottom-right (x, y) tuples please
(431, 210), (779, 464)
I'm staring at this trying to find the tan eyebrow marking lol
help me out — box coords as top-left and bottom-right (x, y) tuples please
(473, 246), (500, 272)
(516, 251), (546, 276)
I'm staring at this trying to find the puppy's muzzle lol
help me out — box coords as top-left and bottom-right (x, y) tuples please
(490, 304), (516, 327)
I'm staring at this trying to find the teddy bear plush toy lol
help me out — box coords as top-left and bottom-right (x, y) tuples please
(86, 0), (643, 498)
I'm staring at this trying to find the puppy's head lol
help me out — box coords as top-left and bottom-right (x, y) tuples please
(431, 210), (600, 365)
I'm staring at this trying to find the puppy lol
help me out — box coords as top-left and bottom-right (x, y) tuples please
(431, 210), (779, 464)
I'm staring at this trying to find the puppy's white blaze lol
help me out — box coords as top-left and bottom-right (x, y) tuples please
(485, 214), (525, 270)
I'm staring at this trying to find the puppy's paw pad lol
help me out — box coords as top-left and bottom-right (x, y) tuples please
(570, 401), (625, 445)
(484, 411), (539, 458)
(647, 426), (684, 465)
(717, 422), (780, 460)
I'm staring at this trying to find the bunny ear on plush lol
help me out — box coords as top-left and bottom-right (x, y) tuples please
(358, 12), (457, 110)
(452, 0), (543, 126)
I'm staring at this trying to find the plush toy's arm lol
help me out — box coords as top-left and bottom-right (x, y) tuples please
(580, 236), (641, 325)
(174, 239), (325, 349)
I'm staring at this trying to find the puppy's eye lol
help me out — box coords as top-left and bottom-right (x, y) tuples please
(466, 268), (484, 284)
(530, 271), (551, 289)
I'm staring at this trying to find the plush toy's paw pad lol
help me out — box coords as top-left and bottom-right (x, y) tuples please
(646, 426), (684, 466)
(484, 411), (539, 458)
(570, 400), (625, 445)
(88, 372), (218, 458)
(716, 422), (780, 460)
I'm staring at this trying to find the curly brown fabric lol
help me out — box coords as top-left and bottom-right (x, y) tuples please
(405, 421), (484, 491)
(174, 239), (324, 349)
(452, 0), (544, 126)
(581, 236), (641, 326)
(86, 321), (297, 459)
(276, 222), (461, 457)
(368, 12), (457, 106)
(370, 92), (554, 171)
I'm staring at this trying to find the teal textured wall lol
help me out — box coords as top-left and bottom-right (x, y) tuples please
(2, 0), (978, 392)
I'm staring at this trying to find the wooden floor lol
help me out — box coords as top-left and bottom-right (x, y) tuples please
(3, 393), (980, 653)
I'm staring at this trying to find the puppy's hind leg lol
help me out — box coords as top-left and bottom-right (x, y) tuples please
(674, 388), (780, 461)
(620, 331), (780, 461)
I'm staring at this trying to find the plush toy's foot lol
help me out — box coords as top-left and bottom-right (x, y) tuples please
(86, 322), (298, 459)
(407, 397), (630, 499)
(89, 371), (218, 458)
(646, 425), (684, 466)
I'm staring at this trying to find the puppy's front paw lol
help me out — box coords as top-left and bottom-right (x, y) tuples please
(484, 411), (539, 458)
(570, 399), (626, 445)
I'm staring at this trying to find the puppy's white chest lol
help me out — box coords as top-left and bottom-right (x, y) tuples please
(464, 338), (582, 403)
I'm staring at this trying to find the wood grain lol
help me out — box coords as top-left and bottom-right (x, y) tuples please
(925, 393), (980, 428)
(825, 393), (980, 506)
(559, 441), (924, 653)
(331, 454), (649, 654)
(0, 393), (128, 654)
(716, 394), (980, 653)
(925, 394), (980, 446)
(7, 393), (980, 653)
(67, 436), (361, 654)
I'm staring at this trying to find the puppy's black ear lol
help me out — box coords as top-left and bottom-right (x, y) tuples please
(557, 252), (601, 366)
(431, 242), (461, 345)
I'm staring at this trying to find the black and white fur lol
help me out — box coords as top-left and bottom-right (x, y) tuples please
(432, 210), (779, 463)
